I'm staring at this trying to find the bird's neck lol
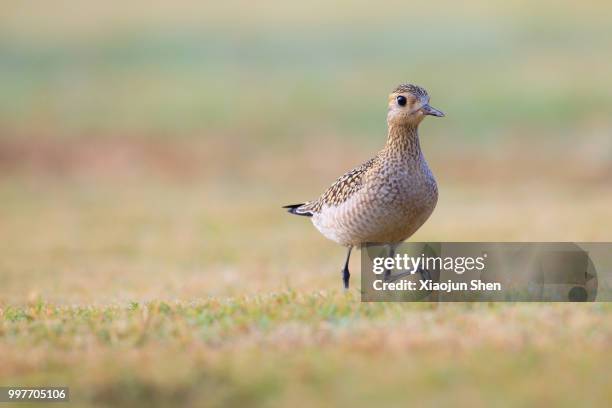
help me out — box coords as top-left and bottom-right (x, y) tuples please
(383, 124), (422, 161)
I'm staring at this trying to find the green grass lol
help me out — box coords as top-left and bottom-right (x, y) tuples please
(1, 141), (611, 405)
(1, 170), (611, 407)
(1, 1), (612, 406)
(2, 294), (611, 407)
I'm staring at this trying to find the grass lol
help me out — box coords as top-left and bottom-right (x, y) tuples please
(1, 148), (611, 406)
(2, 294), (611, 407)
(1, 1), (612, 407)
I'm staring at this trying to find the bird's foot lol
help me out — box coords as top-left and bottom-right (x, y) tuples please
(385, 271), (412, 283)
(384, 268), (432, 284)
(342, 268), (350, 289)
(418, 267), (432, 282)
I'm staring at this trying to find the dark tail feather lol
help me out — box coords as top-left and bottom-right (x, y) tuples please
(282, 203), (313, 217)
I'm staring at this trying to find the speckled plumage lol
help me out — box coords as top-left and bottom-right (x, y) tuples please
(393, 84), (429, 99)
(306, 126), (437, 245)
(286, 84), (441, 247)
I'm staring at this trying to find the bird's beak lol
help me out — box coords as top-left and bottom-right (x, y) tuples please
(421, 104), (445, 117)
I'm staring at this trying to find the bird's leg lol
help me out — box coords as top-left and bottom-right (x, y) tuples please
(418, 267), (432, 282)
(342, 246), (353, 289)
(383, 243), (397, 282)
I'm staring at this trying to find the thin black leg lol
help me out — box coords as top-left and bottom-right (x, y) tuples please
(383, 244), (397, 282)
(342, 246), (353, 289)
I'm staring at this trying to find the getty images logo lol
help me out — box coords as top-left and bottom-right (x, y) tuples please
(363, 243), (603, 302)
(372, 253), (488, 275)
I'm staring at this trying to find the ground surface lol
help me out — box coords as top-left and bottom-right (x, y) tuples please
(1, 138), (610, 407)
(1, 2), (612, 407)
(2, 296), (611, 407)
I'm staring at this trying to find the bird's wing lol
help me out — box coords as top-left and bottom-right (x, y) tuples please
(297, 157), (377, 215)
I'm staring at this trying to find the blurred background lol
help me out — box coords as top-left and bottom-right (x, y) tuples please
(1, 2), (612, 407)
(2, 0), (612, 305)
(1, 1), (612, 302)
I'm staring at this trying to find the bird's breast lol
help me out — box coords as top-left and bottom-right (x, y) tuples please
(312, 162), (438, 246)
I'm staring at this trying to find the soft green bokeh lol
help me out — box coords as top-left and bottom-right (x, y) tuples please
(1, 2), (612, 407)
(1, 1), (611, 141)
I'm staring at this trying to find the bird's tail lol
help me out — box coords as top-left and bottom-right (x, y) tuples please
(282, 203), (313, 217)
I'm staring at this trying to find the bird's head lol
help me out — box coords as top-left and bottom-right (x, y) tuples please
(387, 84), (444, 127)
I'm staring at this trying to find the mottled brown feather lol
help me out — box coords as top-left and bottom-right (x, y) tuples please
(298, 157), (376, 214)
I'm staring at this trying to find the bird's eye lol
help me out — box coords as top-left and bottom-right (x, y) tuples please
(397, 95), (407, 106)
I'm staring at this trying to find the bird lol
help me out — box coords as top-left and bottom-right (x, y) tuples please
(284, 84), (444, 289)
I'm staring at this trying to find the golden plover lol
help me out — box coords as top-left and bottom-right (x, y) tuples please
(284, 84), (444, 288)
